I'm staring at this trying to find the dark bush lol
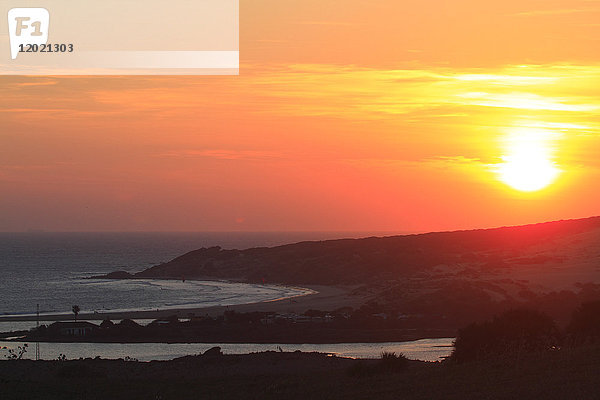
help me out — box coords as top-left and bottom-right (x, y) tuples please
(567, 300), (600, 342)
(378, 351), (409, 373)
(450, 309), (560, 363)
(100, 319), (114, 329)
(346, 352), (409, 377)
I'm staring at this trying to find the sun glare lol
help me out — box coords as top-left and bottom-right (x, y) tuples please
(497, 127), (561, 192)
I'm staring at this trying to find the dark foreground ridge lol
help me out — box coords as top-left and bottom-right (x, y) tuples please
(102, 216), (600, 285)
(2, 345), (600, 400)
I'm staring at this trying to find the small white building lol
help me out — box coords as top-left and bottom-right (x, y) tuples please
(51, 321), (99, 337)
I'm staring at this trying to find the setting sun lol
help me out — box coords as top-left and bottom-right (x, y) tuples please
(497, 127), (561, 192)
(2, 0), (600, 234)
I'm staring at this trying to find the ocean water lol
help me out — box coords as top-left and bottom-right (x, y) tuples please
(0, 231), (382, 317)
(0, 231), (453, 362)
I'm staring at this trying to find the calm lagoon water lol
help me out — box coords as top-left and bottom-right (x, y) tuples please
(0, 338), (454, 362)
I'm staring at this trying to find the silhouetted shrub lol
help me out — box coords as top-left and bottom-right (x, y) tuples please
(567, 300), (600, 342)
(100, 319), (114, 329)
(5, 344), (27, 360)
(378, 351), (409, 373)
(118, 319), (141, 329)
(304, 309), (326, 317)
(450, 309), (560, 363)
(346, 352), (409, 377)
(203, 346), (223, 357)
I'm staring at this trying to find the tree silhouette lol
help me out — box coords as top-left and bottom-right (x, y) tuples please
(567, 300), (600, 342)
(72, 305), (80, 322)
(6, 343), (28, 360)
(451, 309), (560, 363)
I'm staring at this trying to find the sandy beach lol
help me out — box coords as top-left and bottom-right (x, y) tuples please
(0, 284), (365, 323)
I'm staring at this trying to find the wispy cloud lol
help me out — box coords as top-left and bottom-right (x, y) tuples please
(0, 108), (67, 113)
(513, 8), (599, 17)
(158, 150), (282, 161)
(456, 92), (598, 112)
(244, 63), (600, 121)
(4, 63), (600, 133)
(14, 80), (59, 87)
(293, 20), (360, 26)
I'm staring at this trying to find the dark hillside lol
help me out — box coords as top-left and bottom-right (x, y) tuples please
(134, 217), (600, 285)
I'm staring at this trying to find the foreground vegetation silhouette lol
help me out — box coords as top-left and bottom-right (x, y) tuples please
(450, 309), (560, 363)
(567, 300), (600, 343)
(2, 303), (600, 399)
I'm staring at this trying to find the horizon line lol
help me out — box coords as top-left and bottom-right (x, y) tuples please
(1, 215), (598, 236)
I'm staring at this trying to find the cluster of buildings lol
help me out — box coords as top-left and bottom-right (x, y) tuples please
(259, 312), (334, 325)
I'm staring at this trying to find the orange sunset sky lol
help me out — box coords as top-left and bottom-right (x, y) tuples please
(1, 0), (600, 232)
